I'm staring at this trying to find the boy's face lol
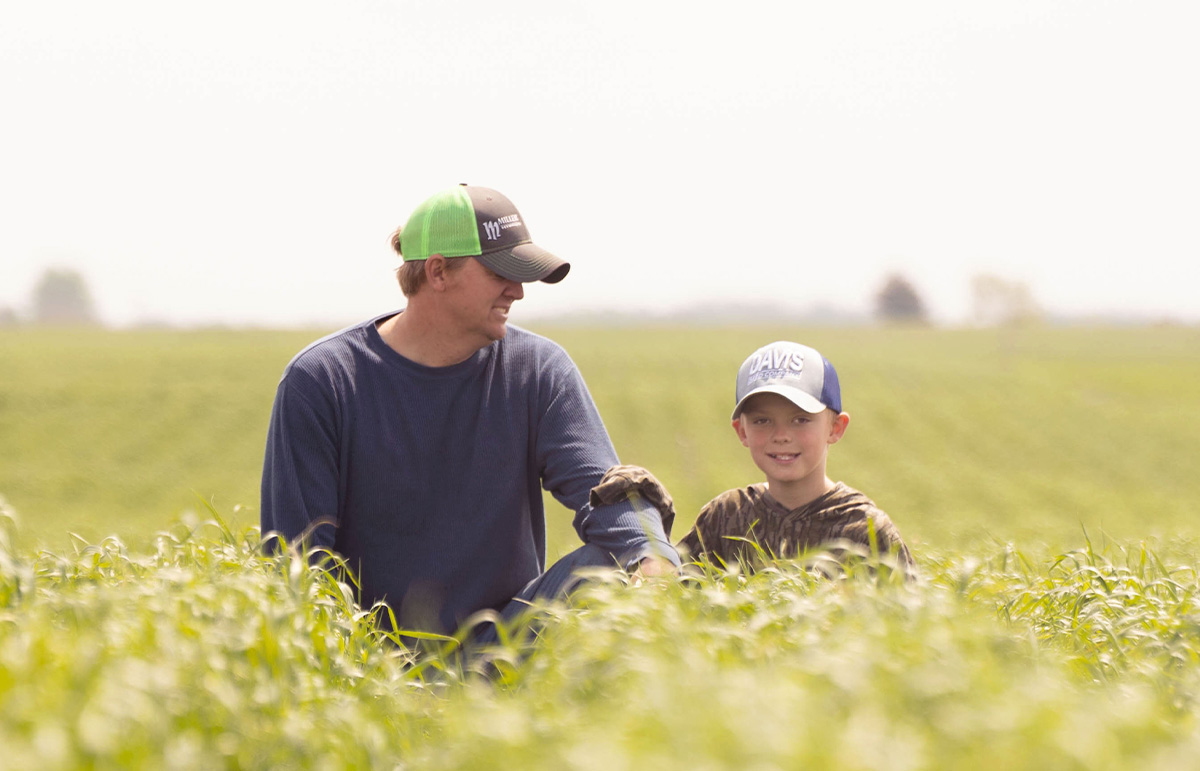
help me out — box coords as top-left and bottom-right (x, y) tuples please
(732, 392), (849, 490)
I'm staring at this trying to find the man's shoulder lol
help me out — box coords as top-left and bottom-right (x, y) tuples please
(280, 317), (380, 381)
(500, 324), (570, 358)
(495, 325), (580, 382)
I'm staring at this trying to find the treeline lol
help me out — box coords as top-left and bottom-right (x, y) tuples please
(0, 267), (1047, 329)
(1, 268), (99, 327)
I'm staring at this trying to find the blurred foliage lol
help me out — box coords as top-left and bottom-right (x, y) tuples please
(31, 268), (99, 326)
(972, 274), (1042, 326)
(4, 521), (1200, 768)
(873, 274), (929, 323)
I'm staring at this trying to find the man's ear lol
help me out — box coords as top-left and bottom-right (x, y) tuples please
(424, 254), (449, 290)
(827, 411), (850, 444)
(731, 417), (750, 447)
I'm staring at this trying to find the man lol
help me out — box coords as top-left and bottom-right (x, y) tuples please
(261, 184), (678, 635)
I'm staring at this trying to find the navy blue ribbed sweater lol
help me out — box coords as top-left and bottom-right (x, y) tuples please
(261, 314), (673, 633)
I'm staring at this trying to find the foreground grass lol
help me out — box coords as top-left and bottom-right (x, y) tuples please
(4, 504), (1200, 769)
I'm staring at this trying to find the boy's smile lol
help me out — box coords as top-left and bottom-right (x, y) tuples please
(733, 391), (849, 509)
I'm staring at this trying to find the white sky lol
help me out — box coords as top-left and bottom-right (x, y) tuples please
(2, 0), (1197, 327)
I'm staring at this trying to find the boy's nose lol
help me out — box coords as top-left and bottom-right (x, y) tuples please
(504, 280), (524, 300)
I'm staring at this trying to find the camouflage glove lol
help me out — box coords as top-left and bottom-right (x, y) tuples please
(588, 464), (676, 538)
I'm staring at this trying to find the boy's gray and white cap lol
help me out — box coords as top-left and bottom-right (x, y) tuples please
(732, 341), (842, 420)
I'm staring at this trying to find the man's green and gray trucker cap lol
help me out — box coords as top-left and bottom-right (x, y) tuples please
(396, 184), (570, 283)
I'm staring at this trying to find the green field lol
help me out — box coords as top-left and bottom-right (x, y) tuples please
(3, 323), (1200, 768)
(2, 324), (1198, 553)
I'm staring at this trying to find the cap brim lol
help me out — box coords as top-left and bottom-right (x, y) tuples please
(476, 243), (570, 284)
(731, 386), (829, 420)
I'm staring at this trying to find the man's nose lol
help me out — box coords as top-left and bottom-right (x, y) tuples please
(505, 281), (525, 300)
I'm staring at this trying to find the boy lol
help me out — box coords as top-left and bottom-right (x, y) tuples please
(677, 341), (914, 573)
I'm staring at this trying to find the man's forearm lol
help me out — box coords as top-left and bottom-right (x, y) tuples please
(572, 495), (681, 570)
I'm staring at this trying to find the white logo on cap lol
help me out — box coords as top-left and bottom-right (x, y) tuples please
(739, 345), (806, 386)
(748, 348), (805, 384)
(482, 221), (502, 241)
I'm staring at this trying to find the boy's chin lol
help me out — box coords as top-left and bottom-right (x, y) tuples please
(758, 464), (820, 488)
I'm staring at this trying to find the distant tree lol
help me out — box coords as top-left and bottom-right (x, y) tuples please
(971, 274), (1042, 326)
(874, 274), (928, 324)
(0, 307), (18, 328)
(32, 268), (99, 326)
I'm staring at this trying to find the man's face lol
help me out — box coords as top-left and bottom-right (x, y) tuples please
(733, 392), (843, 490)
(442, 256), (525, 345)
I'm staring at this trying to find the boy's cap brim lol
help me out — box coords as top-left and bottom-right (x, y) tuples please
(731, 385), (829, 420)
(476, 243), (570, 284)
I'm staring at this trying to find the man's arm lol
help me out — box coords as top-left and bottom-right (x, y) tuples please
(582, 465), (681, 572)
(535, 349), (681, 571)
(260, 374), (340, 553)
(571, 490), (680, 572)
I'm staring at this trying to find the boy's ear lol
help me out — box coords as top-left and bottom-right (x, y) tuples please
(827, 411), (850, 445)
(731, 417), (750, 447)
